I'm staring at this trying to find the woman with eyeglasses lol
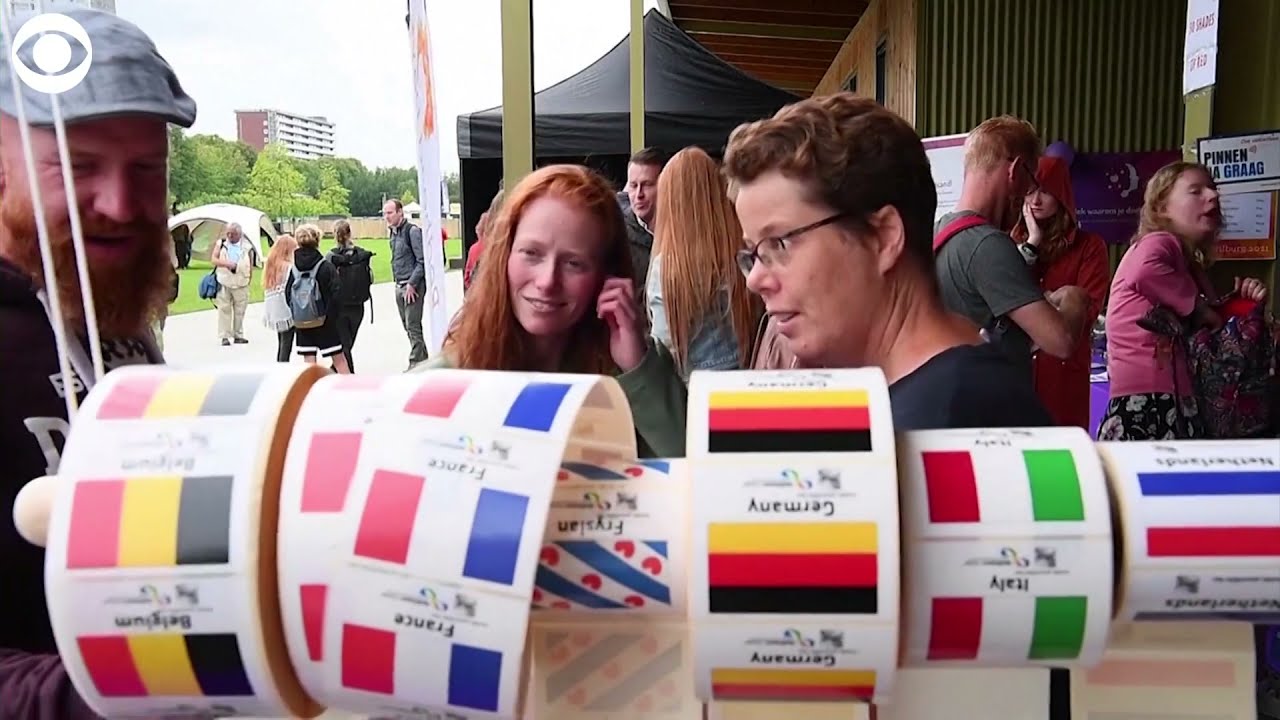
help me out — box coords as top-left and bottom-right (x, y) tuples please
(606, 93), (1053, 456)
(645, 147), (763, 380)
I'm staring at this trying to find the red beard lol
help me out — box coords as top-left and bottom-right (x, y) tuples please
(0, 195), (172, 338)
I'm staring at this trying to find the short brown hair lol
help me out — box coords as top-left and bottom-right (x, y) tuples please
(723, 92), (938, 272)
(964, 115), (1041, 172)
(629, 146), (667, 168)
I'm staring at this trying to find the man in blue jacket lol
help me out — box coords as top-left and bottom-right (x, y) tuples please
(0, 8), (197, 717)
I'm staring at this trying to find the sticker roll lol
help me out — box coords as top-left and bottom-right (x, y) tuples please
(294, 370), (637, 720)
(899, 427), (1113, 668)
(1097, 439), (1280, 622)
(43, 364), (328, 719)
(277, 374), (395, 696)
(685, 368), (901, 706)
(537, 459), (688, 615)
(528, 620), (698, 719)
(1069, 622), (1258, 720)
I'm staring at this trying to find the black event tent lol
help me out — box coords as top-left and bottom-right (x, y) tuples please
(455, 9), (799, 252)
(457, 9), (799, 159)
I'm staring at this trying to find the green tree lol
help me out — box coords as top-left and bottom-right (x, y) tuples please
(186, 134), (252, 206)
(444, 171), (459, 203)
(167, 126), (199, 208)
(292, 156), (325, 197)
(232, 141), (259, 175)
(317, 164), (351, 215)
(400, 189), (416, 205)
(238, 144), (309, 218)
(330, 157), (383, 215)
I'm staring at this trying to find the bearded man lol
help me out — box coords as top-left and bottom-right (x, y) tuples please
(0, 8), (196, 716)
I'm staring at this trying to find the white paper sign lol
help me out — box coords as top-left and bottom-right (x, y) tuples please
(1219, 191), (1274, 240)
(1183, 0), (1220, 94)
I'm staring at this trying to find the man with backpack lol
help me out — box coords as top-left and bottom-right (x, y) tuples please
(383, 198), (429, 368)
(286, 224), (350, 373)
(326, 219), (375, 372)
(933, 115), (1090, 383)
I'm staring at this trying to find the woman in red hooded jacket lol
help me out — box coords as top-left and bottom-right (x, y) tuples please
(1011, 155), (1111, 429)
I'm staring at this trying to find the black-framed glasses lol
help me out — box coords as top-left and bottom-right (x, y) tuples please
(735, 212), (849, 277)
(1016, 157), (1041, 194)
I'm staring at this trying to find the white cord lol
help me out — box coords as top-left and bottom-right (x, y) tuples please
(1, 1), (82, 420)
(49, 89), (106, 381)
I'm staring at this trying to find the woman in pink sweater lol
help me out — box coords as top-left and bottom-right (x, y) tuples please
(1099, 161), (1268, 440)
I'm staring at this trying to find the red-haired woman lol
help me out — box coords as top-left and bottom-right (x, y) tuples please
(419, 164), (683, 456)
(1010, 155), (1110, 429)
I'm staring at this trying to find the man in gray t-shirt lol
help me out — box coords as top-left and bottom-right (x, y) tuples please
(934, 116), (1089, 380)
(934, 211), (1046, 373)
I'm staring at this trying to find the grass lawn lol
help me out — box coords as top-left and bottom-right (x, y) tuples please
(172, 237), (400, 316)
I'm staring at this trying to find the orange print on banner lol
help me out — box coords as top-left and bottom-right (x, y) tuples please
(416, 22), (436, 139)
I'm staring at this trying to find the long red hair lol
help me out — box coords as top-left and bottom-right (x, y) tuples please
(445, 164), (633, 373)
(652, 147), (762, 372)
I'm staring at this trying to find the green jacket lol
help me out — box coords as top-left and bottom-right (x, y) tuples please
(415, 341), (689, 458)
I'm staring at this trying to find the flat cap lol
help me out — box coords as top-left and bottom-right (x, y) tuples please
(0, 7), (196, 127)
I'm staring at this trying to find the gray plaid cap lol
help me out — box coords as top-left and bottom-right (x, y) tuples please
(0, 7), (196, 127)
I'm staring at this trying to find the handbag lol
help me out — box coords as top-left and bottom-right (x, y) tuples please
(198, 269), (219, 300)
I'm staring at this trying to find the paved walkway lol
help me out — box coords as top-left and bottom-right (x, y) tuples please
(160, 272), (465, 373)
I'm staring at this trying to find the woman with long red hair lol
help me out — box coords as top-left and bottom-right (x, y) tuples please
(1010, 155), (1110, 428)
(646, 147), (763, 379)
(421, 164), (686, 456)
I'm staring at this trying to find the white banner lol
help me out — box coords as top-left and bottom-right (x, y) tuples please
(409, 0), (448, 355)
(1183, 0), (1219, 94)
(923, 134), (968, 220)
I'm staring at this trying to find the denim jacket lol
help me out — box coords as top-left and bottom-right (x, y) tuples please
(646, 255), (741, 380)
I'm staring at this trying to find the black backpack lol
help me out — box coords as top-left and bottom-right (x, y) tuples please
(335, 249), (374, 305)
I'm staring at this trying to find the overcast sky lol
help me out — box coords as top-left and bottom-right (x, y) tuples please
(116, 0), (660, 174)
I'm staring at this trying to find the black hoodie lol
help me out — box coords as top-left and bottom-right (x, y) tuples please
(0, 257), (161, 718)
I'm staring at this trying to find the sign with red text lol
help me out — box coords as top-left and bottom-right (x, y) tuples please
(1183, 0), (1219, 94)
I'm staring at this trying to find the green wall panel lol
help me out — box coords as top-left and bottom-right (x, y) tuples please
(918, 0), (1184, 152)
(1212, 0), (1280, 135)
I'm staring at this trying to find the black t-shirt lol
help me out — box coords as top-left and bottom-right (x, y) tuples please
(890, 341), (1067, 720)
(0, 259), (160, 655)
(890, 342), (1053, 430)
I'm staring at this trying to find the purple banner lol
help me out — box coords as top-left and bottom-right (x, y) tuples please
(1070, 150), (1182, 245)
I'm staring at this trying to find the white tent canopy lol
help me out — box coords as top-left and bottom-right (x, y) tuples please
(169, 203), (277, 265)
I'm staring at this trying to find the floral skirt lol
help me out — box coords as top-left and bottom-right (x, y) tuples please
(1096, 392), (1204, 441)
